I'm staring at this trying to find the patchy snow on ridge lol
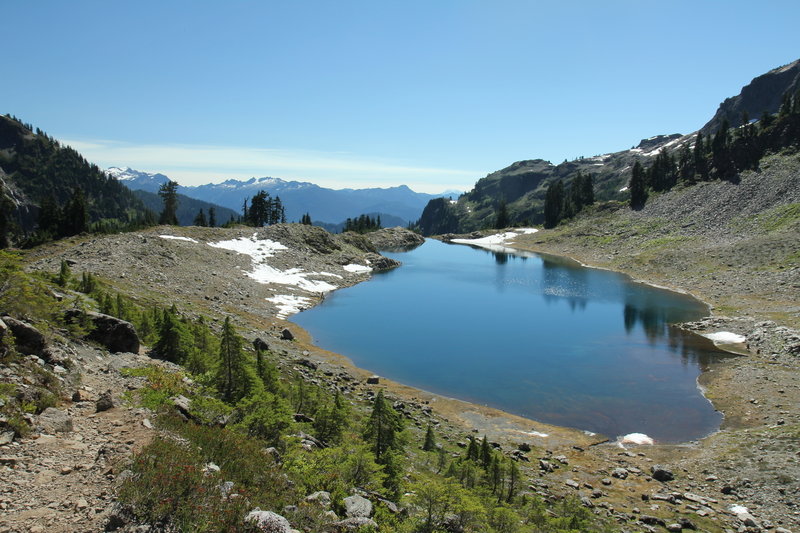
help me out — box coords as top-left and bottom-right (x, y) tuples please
(209, 234), (336, 293)
(343, 263), (372, 273)
(703, 331), (747, 344)
(250, 264), (337, 293)
(208, 233), (287, 259)
(159, 235), (198, 243)
(266, 294), (312, 318)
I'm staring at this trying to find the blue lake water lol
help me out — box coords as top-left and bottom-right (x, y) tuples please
(292, 239), (728, 443)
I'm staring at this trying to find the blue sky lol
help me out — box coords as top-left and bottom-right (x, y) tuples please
(3, 1), (799, 192)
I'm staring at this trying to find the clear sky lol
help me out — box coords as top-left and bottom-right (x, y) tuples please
(3, 1), (799, 193)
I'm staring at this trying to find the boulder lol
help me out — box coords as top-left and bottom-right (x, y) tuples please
(650, 465), (674, 482)
(245, 509), (292, 533)
(305, 491), (332, 508)
(1, 315), (46, 355)
(64, 310), (139, 353)
(364, 253), (400, 272)
(343, 494), (372, 518)
(366, 375), (380, 385)
(38, 407), (73, 433)
(333, 517), (378, 531)
(611, 468), (629, 479)
(253, 337), (270, 351)
(281, 328), (294, 341)
(96, 390), (114, 412)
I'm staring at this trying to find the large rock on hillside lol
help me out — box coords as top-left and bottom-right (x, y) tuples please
(64, 310), (140, 353)
(702, 58), (800, 134)
(1, 315), (46, 355)
(366, 227), (425, 251)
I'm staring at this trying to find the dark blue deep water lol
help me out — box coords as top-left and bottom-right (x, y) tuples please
(292, 239), (727, 443)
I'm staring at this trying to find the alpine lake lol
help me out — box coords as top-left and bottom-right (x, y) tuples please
(292, 238), (731, 443)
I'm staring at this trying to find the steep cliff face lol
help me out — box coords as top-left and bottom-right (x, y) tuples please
(701, 59), (800, 134)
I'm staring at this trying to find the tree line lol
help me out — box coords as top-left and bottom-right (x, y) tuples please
(343, 213), (382, 233)
(630, 89), (800, 209)
(542, 172), (595, 228)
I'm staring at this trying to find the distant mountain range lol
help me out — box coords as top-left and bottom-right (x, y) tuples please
(108, 167), (461, 226)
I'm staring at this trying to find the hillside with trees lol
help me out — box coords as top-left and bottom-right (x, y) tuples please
(416, 59), (800, 235)
(0, 115), (155, 247)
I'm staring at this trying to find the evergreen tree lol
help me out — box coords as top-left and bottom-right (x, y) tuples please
(56, 259), (71, 287)
(193, 209), (207, 227)
(300, 212), (312, 225)
(63, 187), (89, 235)
(480, 435), (492, 468)
(215, 316), (252, 403)
(208, 206), (217, 227)
(494, 199), (509, 229)
(38, 194), (61, 236)
(543, 180), (564, 228)
(466, 436), (479, 461)
(158, 180), (179, 225)
(629, 161), (647, 210)
(152, 307), (192, 363)
(423, 424), (437, 451)
(363, 389), (404, 462)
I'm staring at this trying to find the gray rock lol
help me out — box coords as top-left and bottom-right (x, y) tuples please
(666, 524), (682, 532)
(253, 337), (270, 351)
(565, 479), (580, 489)
(518, 442), (532, 452)
(612, 467), (628, 479)
(305, 491), (332, 508)
(0, 430), (14, 445)
(366, 375), (380, 384)
(539, 459), (554, 472)
(64, 310), (140, 353)
(333, 517), (378, 531)
(2, 315), (46, 355)
(245, 509), (292, 533)
(38, 407), (73, 433)
(343, 494), (372, 518)
(650, 465), (674, 482)
(281, 328), (294, 341)
(640, 515), (666, 527)
(96, 390), (114, 412)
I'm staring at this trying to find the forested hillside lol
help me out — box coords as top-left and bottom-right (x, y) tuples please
(417, 59), (800, 235)
(0, 115), (155, 246)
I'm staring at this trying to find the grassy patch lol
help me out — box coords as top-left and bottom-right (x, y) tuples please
(121, 365), (189, 410)
(755, 203), (800, 231)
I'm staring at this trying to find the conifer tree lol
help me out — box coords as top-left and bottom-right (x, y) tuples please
(363, 389), (404, 462)
(158, 180), (179, 225)
(494, 199), (509, 229)
(57, 259), (71, 287)
(629, 161), (647, 210)
(193, 209), (207, 227)
(208, 206), (217, 227)
(64, 187), (89, 235)
(423, 424), (437, 451)
(480, 435), (492, 468)
(215, 316), (252, 403)
(543, 180), (564, 228)
(466, 436), (479, 461)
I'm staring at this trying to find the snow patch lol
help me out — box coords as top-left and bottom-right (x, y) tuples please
(618, 433), (654, 446)
(343, 263), (371, 273)
(250, 265), (337, 292)
(159, 235), (198, 243)
(209, 234), (336, 293)
(452, 228), (539, 247)
(266, 294), (312, 319)
(208, 233), (287, 259)
(703, 331), (747, 344)
(517, 430), (549, 438)
(619, 186), (629, 192)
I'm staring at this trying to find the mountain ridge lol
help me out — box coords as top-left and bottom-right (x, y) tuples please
(109, 166), (460, 225)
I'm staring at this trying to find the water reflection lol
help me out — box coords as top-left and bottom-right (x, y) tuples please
(294, 239), (729, 442)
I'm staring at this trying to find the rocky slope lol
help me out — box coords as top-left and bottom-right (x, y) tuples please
(4, 219), (799, 531)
